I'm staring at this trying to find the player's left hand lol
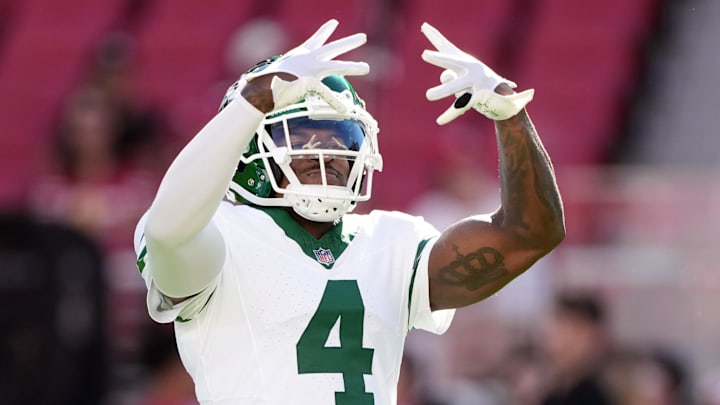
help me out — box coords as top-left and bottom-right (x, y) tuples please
(420, 22), (534, 124)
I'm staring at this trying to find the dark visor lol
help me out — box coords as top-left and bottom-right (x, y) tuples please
(268, 117), (366, 152)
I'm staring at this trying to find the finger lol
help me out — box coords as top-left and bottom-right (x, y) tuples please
(436, 103), (465, 125)
(440, 69), (458, 84)
(319, 60), (370, 77)
(426, 78), (471, 101)
(421, 22), (462, 54)
(302, 19), (339, 50)
(315, 33), (367, 60)
(421, 50), (467, 71)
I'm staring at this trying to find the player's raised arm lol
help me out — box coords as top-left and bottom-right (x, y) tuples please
(419, 23), (565, 310)
(141, 19), (369, 299)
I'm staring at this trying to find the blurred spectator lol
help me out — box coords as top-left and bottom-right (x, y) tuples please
(632, 349), (693, 405)
(29, 81), (159, 250)
(538, 291), (614, 405)
(89, 31), (166, 171)
(29, 76), (162, 394)
(40, 29), (165, 246)
(604, 347), (694, 405)
(499, 341), (548, 405)
(0, 214), (107, 405)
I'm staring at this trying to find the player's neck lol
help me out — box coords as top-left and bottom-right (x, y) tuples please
(285, 208), (336, 239)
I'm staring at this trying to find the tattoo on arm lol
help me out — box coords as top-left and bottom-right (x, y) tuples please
(497, 112), (563, 236)
(497, 127), (531, 230)
(437, 245), (510, 291)
(530, 137), (564, 224)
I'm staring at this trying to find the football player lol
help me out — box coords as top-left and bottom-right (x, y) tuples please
(134, 19), (564, 405)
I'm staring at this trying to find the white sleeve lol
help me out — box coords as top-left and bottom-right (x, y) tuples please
(142, 95), (264, 298)
(135, 212), (221, 323)
(408, 236), (455, 334)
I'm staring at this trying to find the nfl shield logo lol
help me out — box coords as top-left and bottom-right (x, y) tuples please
(313, 248), (335, 265)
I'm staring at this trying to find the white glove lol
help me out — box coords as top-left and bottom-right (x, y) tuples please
(244, 19), (369, 113)
(420, 22), (534, 124)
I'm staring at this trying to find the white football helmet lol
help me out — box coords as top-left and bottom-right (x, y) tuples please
(221, 71), (382, 223)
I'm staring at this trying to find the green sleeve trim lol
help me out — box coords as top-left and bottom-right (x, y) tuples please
(136, 245), (147, 274)
(174, 290), (215, 323)
(407, 238), (432, 330)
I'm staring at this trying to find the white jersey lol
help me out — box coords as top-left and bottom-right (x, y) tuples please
(134, 202), (454, 405)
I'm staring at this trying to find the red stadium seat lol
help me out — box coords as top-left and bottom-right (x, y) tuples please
(130, 0), (254, 113)
(397, 0), (513, 62)
(510, 0), (659, 165)
(274, 0), (370, 41)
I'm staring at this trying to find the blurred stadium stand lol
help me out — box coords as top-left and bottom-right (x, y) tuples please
(129, 0), (254, 131)
(0, 0), (663, 212)
(512, 0), (658, 166)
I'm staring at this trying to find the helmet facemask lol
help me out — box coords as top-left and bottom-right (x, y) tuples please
(226, 75), (382, 222)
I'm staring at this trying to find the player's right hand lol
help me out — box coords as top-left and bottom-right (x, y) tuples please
(244, 19), (369, 112)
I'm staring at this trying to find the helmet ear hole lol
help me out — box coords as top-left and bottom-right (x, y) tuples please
(233, 160), (272, 198)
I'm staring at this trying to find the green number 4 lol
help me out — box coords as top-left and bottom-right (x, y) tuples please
(296, 280), (375, 405)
